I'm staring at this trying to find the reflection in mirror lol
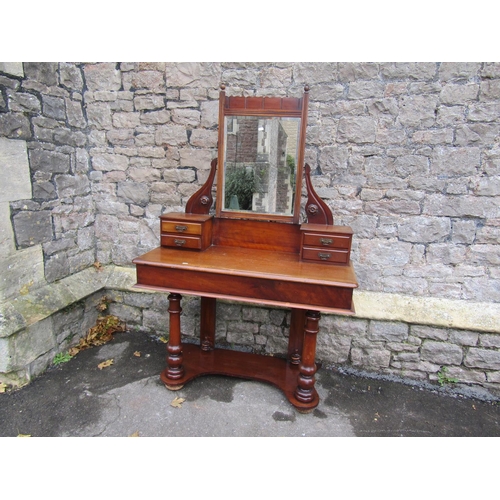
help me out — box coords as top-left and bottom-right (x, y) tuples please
(223, 116), (300, 216)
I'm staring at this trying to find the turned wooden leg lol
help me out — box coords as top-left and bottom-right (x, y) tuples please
(165, 293), (184, 385)
(288, 308), (306, 365)
(200, 297), (216, 351)
(294, 310), (320, 404)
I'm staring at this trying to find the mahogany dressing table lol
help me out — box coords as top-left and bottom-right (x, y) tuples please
(133, 86), (358, 412)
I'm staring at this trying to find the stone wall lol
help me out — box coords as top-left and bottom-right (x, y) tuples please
(1, 62), (95, 286)
(1, 62), (500, 399)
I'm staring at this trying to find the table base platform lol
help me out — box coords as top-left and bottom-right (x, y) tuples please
(160, 343), (319, 412)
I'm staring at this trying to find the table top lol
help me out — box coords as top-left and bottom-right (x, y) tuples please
(133, 245), (358, 289)
(133, 245), (357, 314)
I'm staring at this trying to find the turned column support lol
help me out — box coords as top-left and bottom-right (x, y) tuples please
(294, 310), (320, 405)
(164, 293), (185, 386)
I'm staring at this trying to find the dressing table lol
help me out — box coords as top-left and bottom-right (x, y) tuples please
(133, 85), (358, 412)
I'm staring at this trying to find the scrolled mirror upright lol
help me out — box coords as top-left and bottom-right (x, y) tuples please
(215, 84), (309, 224)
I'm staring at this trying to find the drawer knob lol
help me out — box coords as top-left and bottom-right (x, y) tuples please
(320, 238), (333, 246)
(174, 239), (186, 246)
(318, 252), (331, 261)
(175, 225), (188, 232)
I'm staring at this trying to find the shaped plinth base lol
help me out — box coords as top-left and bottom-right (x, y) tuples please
(160, 343), (319, 412)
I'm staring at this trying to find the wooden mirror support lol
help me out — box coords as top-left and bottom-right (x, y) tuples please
(133, 85), (358, 412)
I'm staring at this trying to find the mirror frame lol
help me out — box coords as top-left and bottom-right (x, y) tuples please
(216, 85), (309, 224)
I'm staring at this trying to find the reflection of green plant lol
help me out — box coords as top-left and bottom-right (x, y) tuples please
(437, 366), (458, 386)
(225, 167), (255, 210)
(286, 154), (296, 188)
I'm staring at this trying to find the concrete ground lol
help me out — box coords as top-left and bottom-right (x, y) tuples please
(1, 330), (500, 437)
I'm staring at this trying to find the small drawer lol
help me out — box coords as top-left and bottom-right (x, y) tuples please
(302, 232), (351, 249)
(302, 247), (350, 265)
(161, 220), (202, 236)
(160, 213), (213, 251)
(161, 234), (202, 250)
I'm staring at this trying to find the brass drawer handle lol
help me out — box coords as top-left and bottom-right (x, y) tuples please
(320, 238), (333, 246)
(174, 239), (186, 246)
(175, 225), (188, 232)
(318, 252), (331, 261)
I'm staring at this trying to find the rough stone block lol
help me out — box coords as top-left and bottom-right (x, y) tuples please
(117, 181), (149, 205)
(0, 113), (31, 139)
(131, 71), (165, 92)
(368, 320), (408, 342)
(84, 63), (121, 92)
(86, 102), (112, 130)
(242, 307), (270, 323)
(359, 239), (411, 266)
(200, 100), (219, 128)
(451, 220), (477, 244)
(155, 124), (188, 146)
(468, 102), (500, 122)
(337, 116), (376, 144)
(59, 63), (83, 89)
(112, 112), (141, 128)
(92, 153), (129, 172)
(66, 99), (86, 128)
(226, 321), (258, 345)
(465, 348), (500, 370)
(140, 110), (170, 125)
(8, 92), (41, 113)
(42, 95), (66, 120)
(348, 81), (385, 100)
(431, 147), (481, 176)
(29, 147), (70, 175)
(264, 335), (288, 354)
(23, 62), (58, 86)
(398, 216), (451, 243)
(440, 84), (479, 104)
(480, 334), (500, 348)
(350, 345), (391, 368)
(420, 340), (463, 365)
(317, 334), (352, 364)
(55, 174), (90, 198)
(172, 109), (201, 127)
(12, 210), (53, 247)
(398, 95), (438, 128)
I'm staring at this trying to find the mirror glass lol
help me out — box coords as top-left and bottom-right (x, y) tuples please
(222, 116), (301, 216)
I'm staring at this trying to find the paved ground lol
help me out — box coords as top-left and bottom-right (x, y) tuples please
(1, 330), (500, 437)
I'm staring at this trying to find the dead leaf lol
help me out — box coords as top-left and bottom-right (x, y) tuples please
(133, 351), (141, 357)
(159, 336), (169, 344)
(17, 434), (31, 437)
(129, 431), (140, 437)
(93, 261), (103, 272)
(70, 315), (126, 356)
(98, 359), (114, 370)
(170, 397), (185, 408)
(0, 382), (8, 393)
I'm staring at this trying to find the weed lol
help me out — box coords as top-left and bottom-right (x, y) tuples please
(437, 366), (458, 387)
(52, 352), (73, 366)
